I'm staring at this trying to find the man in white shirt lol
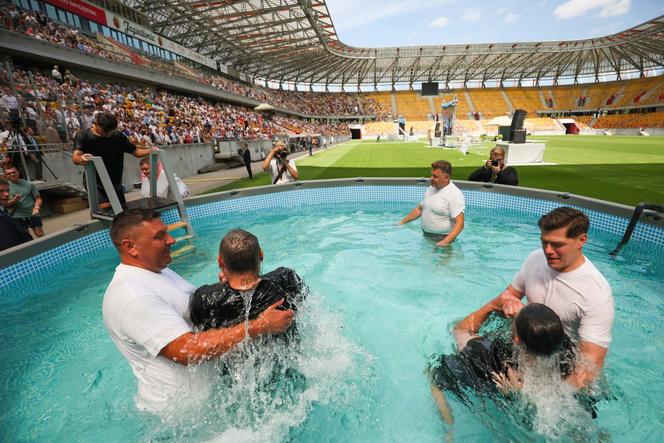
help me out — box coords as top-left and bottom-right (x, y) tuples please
(262, 140), (299, 184)
(489, 207), (614, 388)
(103, 209), (294, 413)
(398, 160), (465, 247)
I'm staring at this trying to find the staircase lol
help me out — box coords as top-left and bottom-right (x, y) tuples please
(84, 150), (195, 258)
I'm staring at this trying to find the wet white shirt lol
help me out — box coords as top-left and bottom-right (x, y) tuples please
(511, 249), (614, 348)
(420, 182), (465, 234)
(103, 264), (209, 412)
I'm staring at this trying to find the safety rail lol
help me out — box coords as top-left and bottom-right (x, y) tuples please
(610, 202), (664, 256)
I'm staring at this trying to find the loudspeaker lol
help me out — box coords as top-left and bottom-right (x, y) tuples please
(434, 122), (441, 138)
(511, 129), (526, 144)
(509, 109), (528, 144)
(510, 109), (527, 131)
(498, 125), (511, 141)
(421, 82), (439, 96)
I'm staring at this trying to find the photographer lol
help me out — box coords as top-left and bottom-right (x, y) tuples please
(468, 147), (518, 186)
(262, 139), (298, 184)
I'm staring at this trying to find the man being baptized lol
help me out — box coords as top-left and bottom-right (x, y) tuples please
(190, 229), (307, 331)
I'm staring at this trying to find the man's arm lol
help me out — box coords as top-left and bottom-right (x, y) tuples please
(286, 160), (299, 180)
(131, 146), (153, 158)
(436, 212), (464, 247)
(497, 167), (518, 186)
(262, 148), (277, 171)
(399, 205), (422, 225)
(566, 341), (608, 389)
(160, 299), (293, 365)
(489, 284), (526, 317)
(32, 195), (42, 215)
(453, 297), (499, 348)
(72, 149), (90, 165)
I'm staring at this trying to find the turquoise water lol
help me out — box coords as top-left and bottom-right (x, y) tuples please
(1, 203), (664, 442)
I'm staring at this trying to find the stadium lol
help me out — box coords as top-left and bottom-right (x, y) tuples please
(0, 0), (663, 441)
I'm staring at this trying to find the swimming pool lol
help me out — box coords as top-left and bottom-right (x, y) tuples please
(1, 181), (663, 441)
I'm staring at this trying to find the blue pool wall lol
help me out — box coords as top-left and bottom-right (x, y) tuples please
(1, 180), (663, 288)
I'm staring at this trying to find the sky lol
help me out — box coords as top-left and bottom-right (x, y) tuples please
(324, 0), (664, 47)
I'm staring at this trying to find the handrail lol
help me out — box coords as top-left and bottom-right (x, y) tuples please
(610, 202), (664, 256)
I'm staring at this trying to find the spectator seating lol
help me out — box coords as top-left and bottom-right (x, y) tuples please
(469, 89), (509, 119)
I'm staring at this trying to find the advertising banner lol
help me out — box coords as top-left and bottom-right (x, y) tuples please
(46, 0), (107, 25)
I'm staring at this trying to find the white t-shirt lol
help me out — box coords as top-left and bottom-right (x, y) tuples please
(420, 182), (465, 234)
(269, 158), (297, 184)
(511, 249), (614, 348)
(140, 172), (189, 199)
(103, 264), (207, 412)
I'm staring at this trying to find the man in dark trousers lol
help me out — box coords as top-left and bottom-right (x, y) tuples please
(22, 127), (43, 181)
(241, 142), (252, 179)
(0, 178), (32, 251)
(72, 112), (153, 208)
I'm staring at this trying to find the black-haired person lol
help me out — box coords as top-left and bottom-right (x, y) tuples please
(263, 140), (298, 185)
(190, 229), (306, 331)
(398, 160), (465, 247)
(467, 146), (518, 186)
(491, 207), (614, 389)
(103, 210), (294, 413)
(429, 302), (573, 426)
(72, 111), (154, 208)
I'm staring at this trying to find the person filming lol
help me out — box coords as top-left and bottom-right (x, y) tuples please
(468, 147), (518, 186)
(262, 140), (298, 185)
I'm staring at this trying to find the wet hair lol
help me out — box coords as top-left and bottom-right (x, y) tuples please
(96, 112), (118, 132)
(139, 157), (150, 167)
(219, 229), (261, 273)
(110, 209), (160, 247)
(538, 207), (589, 238)
(0, 178), (8, 187)
(515, 303), (565, 356)
(431, 160), (452, 176)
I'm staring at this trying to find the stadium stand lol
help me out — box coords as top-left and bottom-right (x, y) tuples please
(394, 91), (433, 121)
(469, 89), (509, 119)
(504, 88), (542, 115)
(362, 121), (397, 135)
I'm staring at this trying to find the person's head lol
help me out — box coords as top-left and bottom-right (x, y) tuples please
(430, 160), (452, 189)
(24, 127), (33, 136)
(3, 166), (20, 183)
(139, 157), (151, 178)
(110, 209), (174, 272)
(538, 207), (589, 272)
(513, 303), (565, 356)
(95, 111), (118, 135)
(0, 178), (9, 206)
(489, 147), (506, 164)
(218, 229), (263, 276)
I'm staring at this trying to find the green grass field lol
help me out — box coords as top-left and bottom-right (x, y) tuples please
(207, 135), (664, 206)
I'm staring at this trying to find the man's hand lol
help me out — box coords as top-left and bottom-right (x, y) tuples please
(255, 299), (294, 335)
(8, 193), (22, 205)
(31, 205), (40, 216)
(493, 367), (523, 394)
(436, 238), (451, 248)
(501, 297), (524, 318)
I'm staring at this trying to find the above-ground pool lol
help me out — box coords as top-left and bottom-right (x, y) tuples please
(1, 181), (663, 442)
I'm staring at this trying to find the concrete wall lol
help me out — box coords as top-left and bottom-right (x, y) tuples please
(33, 143), (214, 189)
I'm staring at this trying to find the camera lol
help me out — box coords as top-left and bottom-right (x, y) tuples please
(491, 159), (500, 167)
(278, 150), (289, 159)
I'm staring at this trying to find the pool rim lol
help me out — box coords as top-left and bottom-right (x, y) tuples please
(1, 178), (662, 269)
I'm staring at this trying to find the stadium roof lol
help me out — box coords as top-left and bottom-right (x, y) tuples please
(117, 0), (664, 88)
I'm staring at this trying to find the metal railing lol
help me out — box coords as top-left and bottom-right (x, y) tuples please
(610, 202), (664, 256)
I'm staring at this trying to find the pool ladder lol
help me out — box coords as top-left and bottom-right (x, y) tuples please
(84, 150), (195, 258)
(610, 202), (663, 257)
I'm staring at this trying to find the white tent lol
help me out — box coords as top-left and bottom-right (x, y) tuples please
(254, 103), (275, 111)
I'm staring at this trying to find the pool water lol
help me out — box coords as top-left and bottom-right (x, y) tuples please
(1, 203), (663, 442)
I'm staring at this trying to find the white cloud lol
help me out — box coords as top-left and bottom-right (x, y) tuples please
(430, 16), (449, 28)
(503, 12), (519, 24)
(461, 7), (481, 22)
(326, 0), (457, 32)
(553, 0), (631, 20)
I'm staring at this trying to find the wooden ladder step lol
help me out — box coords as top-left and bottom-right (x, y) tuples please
(173, 234), (194, 243)
(170, 244), (195, 258)
(167, 221), (188, 232)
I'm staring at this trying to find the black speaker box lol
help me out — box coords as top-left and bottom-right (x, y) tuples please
(510, 129), (526, 144)
(498, 125), (511, 141)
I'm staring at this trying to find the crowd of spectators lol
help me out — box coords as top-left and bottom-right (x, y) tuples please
(0, 3), (389, 119)
(0, 64), (351, 147)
